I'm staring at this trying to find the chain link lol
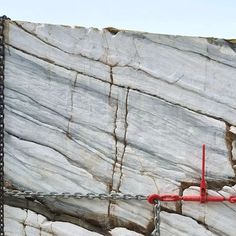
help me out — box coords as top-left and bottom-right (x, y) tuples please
(0, 15), (10, 236)
(4, 190), (164, 236)
(5, 188), (161, 234)
(4, 188), (148, 201)
(152, 200), (161, 236)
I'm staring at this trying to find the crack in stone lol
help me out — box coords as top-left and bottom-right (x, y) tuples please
(108, 99), (119, 218)
(177, 184), (183, 215)
(225, 122), (236, 177)
(108, 89), (130, 223)
(66, 73), (78, 139)
(108, 66), (113, 99)
(23, 208), (27, 236)
(117, 88), (129, 192)
(111, 100), (119, 191)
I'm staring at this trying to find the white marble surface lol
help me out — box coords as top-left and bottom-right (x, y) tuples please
(4, 20), (236, 235)
(160, 211), (217, 236)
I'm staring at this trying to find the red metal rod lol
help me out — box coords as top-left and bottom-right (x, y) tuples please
(200, 144), (207, 203)
(202, 144), (205, 182)
(147, 194), (236, 203)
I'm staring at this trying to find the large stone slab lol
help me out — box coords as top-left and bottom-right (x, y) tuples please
(4, 20), (236, 235)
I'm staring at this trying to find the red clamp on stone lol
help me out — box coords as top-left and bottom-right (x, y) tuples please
(148, 144), (236, 204)
(147, 194), (182, 203)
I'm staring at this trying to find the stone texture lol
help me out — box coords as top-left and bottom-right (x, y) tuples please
(160, 212), (217, 236)
(3, 19), (236, 235)
(231, 126), (236, 163)
(5, 205), (142, 236)
(182, 186), (236, 236)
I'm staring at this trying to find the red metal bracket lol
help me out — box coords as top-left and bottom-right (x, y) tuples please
(148, 144), (236, 204)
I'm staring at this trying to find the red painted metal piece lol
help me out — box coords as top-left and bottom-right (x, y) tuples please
(200, 144), (207, 203)
(147, 144), (236, 204)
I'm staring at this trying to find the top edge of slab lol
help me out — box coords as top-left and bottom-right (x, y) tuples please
(5, 18), (236, 43)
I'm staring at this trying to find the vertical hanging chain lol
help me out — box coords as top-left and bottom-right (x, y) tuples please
(0, 15), (9, 236)
(152, 200), (161, 236)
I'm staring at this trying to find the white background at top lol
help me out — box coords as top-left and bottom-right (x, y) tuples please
(1, 0), (236, 39)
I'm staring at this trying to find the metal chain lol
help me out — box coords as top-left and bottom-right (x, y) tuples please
(4, 188), (148, 201)
(0, 15), (9, 236)
(5, 188), (161, 234)
(153, 200), (161, 236)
